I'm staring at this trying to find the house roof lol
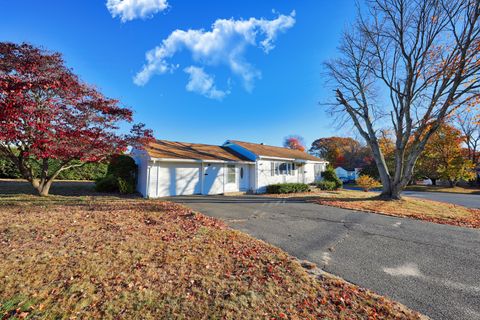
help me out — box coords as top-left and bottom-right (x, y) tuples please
(143, 140), (252, 162)
(227, 140), (326, 162)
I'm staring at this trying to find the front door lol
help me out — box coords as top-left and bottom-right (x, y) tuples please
(298, 164), (305, 184)
(239, 165), (249, 191)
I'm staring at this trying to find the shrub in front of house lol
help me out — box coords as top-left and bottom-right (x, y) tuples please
(356, 175), (381, 192)
(95, 155), (137, 194)
(321, 166), (343, 189)
(117, 177), (136, 194)
(316, 180), (338, 191)
(94, 175), (118, 192)
(266, 183), (310, 194)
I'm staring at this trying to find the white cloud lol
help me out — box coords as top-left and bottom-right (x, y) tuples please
(134, 11), (296, 97)
(106, 0), (168, 22)
(184, 66), (229, 100)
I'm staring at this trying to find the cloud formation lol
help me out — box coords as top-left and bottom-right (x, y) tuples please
(107, 0), (168, 22)
(184, 66), (229, 100)
(134, 11), (296, 98)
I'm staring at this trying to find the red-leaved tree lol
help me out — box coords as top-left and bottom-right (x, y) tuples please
(0, 42), (153, 196)
(283, 135), (306, 152)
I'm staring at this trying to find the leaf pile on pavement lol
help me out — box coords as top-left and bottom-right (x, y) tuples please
(310, 190), (480, 229)
(0, 198), (423, 319)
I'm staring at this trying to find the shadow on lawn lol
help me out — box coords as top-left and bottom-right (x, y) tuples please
(0, 179), (135, 200)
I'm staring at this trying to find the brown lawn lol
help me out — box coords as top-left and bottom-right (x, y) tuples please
(268, 189), (480, 229)
(0, 181), (423, 319)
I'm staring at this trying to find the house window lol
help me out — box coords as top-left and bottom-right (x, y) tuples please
(227, 165), (236, 183)
(290, 163), (296, 175)
(240, 167), (244, 179)
(314, 164), (322, 177)
(270, 162), (295, 176)
(279, 163), (287, 174)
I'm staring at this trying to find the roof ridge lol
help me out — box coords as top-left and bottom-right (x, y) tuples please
(155, 139), (222, 148)
(228, 140), (326, 162)
(228, 140), (290, 149)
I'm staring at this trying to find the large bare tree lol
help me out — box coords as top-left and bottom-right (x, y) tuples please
(326, 0), (480, 199)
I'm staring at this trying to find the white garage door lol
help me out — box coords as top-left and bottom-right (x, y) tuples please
(203, 164), (224, 195)
(156, 163), (201, 197)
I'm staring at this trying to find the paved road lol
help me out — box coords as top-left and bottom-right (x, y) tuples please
(169, 195), (480, 320)
(402, 190), (480, 208)
(344, 186), (480, 208)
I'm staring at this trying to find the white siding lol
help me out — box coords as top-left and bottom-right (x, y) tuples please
(133, 155), (148, 197)
(147, 163), (159, 197)
(256, 159), (301, 193)
(254, 161), (326, 193)
(303, 163), (315, 184)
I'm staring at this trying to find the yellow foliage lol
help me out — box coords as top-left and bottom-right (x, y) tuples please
(357, 175), (381, 192)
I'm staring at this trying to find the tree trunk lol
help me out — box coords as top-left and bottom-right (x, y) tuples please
(34, 179), (53, 196)
(431, 178), (437, 186)
(380, 182), (402, 200)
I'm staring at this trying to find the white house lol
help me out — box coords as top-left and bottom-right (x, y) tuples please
(131, 139), (328, 198)
(334, 166), (361, 181)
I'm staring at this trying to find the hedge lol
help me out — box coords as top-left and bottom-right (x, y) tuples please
(95, 155), (137, 194)
(265, 183), (310, 194)
(316, 180), (337, 191)
(321, 166), (343, 189)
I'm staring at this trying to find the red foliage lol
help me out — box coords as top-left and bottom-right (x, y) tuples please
(0, 42), (153, 164)
(283, 135), (306, 152)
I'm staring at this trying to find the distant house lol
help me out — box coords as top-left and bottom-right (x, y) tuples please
(131, 139), (328, 198)
(335, 167), (361, 182)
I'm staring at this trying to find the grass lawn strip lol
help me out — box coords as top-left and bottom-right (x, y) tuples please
(0, 196), (423, 319)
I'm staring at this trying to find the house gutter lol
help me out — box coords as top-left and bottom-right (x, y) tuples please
(258, 155), (328, 163)
(149, 157), (254, 164)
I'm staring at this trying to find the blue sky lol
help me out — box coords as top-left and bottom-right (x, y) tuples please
(0, 0), (357, 148)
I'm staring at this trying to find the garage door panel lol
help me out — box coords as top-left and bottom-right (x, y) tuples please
(175, 166), (201, 195)
(203, 164), (223, 195)
(157, 163), (201, 197)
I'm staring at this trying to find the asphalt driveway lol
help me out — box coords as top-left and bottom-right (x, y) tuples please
(169, 195), (480, 320)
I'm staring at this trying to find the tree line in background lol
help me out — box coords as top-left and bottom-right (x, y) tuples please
(0, 155), (107, 181)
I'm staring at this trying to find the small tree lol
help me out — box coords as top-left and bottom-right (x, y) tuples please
(439, 158), (476, 187)
(356, 175), (381, 192)
(309, 136), (371, 169)
(321, 165), (343, 189)
(456, 111), (480, 164)
(416, 124), (475, 186)
(0, 43), (153, 196)
(283, 135), (306, 152)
